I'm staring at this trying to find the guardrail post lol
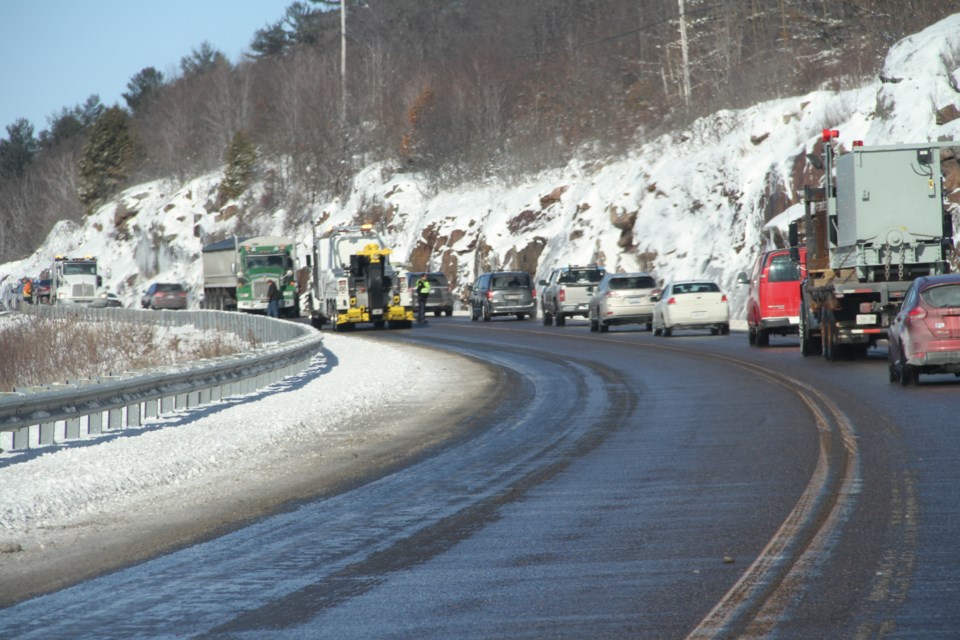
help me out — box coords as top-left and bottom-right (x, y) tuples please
(89, 411), (103, 436)
(65, 417), (81, 440)
(39, 422), (55, 445)
(128, 402), (141, 428)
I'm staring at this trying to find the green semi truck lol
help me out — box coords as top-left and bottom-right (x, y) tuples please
(201, 236), (299, 317)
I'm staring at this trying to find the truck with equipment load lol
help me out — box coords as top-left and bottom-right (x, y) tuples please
(201, 236), (299, 316)
(789, 130), (955, 360)
(49, 255), (107, 306)
(305, 223), (413, 330)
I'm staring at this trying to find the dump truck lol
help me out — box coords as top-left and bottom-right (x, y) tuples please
(201, 236), (299, 316)
(789, 130), (955, 360)
(305, 224), (413, 330)
(49, 255), (107, 306)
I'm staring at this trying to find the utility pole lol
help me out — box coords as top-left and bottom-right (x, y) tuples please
(340, 0), (347, 124)
(677, 0), (691, 108)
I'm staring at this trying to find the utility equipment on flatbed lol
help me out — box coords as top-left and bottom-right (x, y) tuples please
(790, 130), (955, 359)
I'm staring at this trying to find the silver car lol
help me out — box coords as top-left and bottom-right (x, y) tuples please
(588, 272), (659, 332)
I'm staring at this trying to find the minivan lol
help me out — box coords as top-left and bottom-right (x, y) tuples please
(405, 271), (455, 317)
(737, 248), (806, 346)
(469, 271), (537, 321)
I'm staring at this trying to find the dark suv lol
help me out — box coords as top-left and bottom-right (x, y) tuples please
(406, 271), (455, 317)
(469, 271), (537, 321)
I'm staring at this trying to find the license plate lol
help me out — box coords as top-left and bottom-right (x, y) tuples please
(691, 310), (706, 318)
(504, 295), (520, 301)
(626, 297), (642, 304)
(856, 314), (876, 325)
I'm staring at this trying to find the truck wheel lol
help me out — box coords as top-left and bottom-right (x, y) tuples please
(748, 327), (757, 345)
(556, 313), (566, 327)
(434, 310), (441, 317)
(821, 310), (838, 361)
(482, 304), (491, 321)
(756, 328), (769, 346)
(471, 305), (479, 321)
(590, 317), (598, 332)
(599, 322), (609, 333)
(799, 303), (819, 356)
(542, 309), (552, 326)
(445, 308), (453, 317)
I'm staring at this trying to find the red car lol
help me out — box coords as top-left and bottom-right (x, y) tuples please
(888, 274), (960, 386)
(738, 247), (806, 346)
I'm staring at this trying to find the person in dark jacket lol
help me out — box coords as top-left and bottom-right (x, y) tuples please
(266, 280), (281, 318)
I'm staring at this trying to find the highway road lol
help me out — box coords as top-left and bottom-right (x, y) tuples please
(4, 314), (960, 638)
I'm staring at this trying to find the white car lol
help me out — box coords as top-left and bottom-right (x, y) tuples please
(588, 272), (659, 332)
(652, 280), (730, 336)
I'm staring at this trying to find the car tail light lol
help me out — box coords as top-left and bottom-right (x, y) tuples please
(908, 306), (927, 320)
(667, 297), (677, 305)
(559, 289), (566, 302)
(604, 291), (621, 298)
(721, 294), (728, 302)
(486, 290), (494, 301)
(532, 287), (536, 298)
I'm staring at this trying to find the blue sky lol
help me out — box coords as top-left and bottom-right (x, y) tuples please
(0, 0), (296, 134)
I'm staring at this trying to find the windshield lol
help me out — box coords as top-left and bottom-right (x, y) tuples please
(245, 254), (286, 269)
(62, 263), (96, 276)
(609, 276), (656, 290)
(767, 254), (800, 283)
(922, 284), (960, 308)
(492, 274), (530, 289)
(558, 269), (604, 284)
(334, 235), (382, 267)
(672, 282), (719, 294)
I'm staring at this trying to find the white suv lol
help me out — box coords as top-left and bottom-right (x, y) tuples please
(588, 272), (659, 332)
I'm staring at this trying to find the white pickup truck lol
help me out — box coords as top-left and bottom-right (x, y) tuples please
(539, 265), (606, 326)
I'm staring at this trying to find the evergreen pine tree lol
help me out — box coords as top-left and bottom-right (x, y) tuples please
(217, 131), (257, 205)
(123, 67), (164, 115)
(78, 107), (136, 209)
(0, 119), (37, 178)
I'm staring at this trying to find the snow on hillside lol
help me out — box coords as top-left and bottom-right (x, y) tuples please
(1, 14), (959, 319)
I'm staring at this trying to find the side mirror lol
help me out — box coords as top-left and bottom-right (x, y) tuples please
(788, 221), (801, 262)
(736, 271), (748, 285)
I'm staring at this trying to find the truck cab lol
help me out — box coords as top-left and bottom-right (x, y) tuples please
(737, 247), (806, 346)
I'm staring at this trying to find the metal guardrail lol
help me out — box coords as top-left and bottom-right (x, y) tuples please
(0, 305), (324, 452)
